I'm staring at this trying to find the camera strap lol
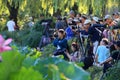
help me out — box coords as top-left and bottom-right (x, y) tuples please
(95, 27), (102, 36)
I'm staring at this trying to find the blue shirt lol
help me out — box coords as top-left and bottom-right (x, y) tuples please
(65, 26), (75, 40)
(53, 38), (68, 50)
(96, 45), (110, 63)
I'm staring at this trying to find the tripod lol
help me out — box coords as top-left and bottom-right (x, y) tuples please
(38, 24), (51, 50)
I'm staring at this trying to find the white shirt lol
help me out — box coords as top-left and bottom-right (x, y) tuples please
(7, 20), (15, 32)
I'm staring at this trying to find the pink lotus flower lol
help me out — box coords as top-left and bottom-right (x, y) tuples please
(0, 35), (12, 53)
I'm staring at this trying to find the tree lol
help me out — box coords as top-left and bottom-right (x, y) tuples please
(6, 1), (19, 25)
(0, 0), (120, 26)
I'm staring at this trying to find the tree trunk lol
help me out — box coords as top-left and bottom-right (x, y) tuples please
(101, 1), (106, 18)
(88, 0), (93, 15)
(9, 7), (19, 24)
(6, 1), (19, 28)
(88, 4), (93, 15)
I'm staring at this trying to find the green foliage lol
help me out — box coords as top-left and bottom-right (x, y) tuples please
(0, 44), (90, 80)
(0, 48), (42, 80)
(103, 61), (120, 80)
(87, 66), (103, 80)
(22, 56), (36, 68)
(34, 57), (91, 80)
(0, 50), (25, 80)
(9, 67), (43, 80)
(1, 0), (120, 24)
(41, 44), (56, 58)
(47, 64), (61, 80)
(1, 26), (43, 48)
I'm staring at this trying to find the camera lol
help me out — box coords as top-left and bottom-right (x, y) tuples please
(41, 19), (52, 26)
(53, 32), (58, 38)
(72, 26), (77, 30)
(68, 21), (77, 25)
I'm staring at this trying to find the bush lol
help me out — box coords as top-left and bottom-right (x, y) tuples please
(0, 26), (42, 48)
(9, 67), (43, 80)
(103, 61), (120, 80)
(33, 57), (91, 80)
(0, 50), (25, 80)
(0, 48), (90, 80)
(87, 66), (103, 80)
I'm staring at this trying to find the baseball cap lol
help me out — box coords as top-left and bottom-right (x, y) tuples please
(69, 10), (75, 15)
(57, 16), (62, 20)
(84, 19), (91, 25)
(73, 18), (80, 22)
(92, 17), (99, 22)
(104, 15), (112, 20)
(113, 40), (120, 47)
(117, 12), (120, 15)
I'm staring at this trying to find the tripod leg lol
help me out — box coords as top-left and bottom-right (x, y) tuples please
(79, 34), (85, 56)
(38, 36), (44, 49)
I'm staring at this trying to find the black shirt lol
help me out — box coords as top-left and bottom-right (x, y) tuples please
(111, 50), (120, 60)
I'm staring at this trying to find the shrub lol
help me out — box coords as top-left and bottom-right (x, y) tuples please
(0, 50), (25, 80)
(103, 61), (120, 80)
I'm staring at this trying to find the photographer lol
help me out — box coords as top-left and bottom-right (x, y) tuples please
(103, 15), (117, 41)
(65, 18), (77, 40)
(37, 18), (52, 51)
(73, 18), (83, 30)
(55, 16), (65, 31)
(65, 42), (81, 62)
(84, 19), (105, 54)
(53, 29), (69, 59)
(69, 10), (75, 19)
(100, 40), (120, 73)
(112, 12), (120, 22)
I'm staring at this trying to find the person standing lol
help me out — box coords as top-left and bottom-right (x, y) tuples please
(100, 40), (120, 73)
(7, 16), (16, 32)
(69, 10), (75, 19)
(84, 20), (99, 54)
(104, 15), (117, 41)
(55, 16), (64, 31)
(95, 39), (110, 66)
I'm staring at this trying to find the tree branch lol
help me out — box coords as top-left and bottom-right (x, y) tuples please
(6, 1), (11, 9)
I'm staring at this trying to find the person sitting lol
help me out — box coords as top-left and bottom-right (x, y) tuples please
(95, 38), (110, 66)
(53, 29), (69, 60)
(65, 42), (81, 62)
